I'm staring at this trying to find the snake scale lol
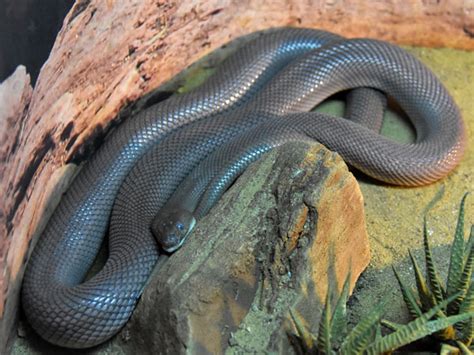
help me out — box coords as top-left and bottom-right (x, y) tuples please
(21, 28), (466, 348)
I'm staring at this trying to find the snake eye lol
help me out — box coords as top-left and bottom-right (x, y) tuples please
(176, 222), (185, 231)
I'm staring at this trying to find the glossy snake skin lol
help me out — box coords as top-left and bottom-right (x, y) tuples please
(22, 28), (466, 348)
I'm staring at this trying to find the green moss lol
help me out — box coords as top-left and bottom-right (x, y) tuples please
(176, 66), (215, 94)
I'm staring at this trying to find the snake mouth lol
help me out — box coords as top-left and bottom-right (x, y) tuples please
(162, 217), (197, 253)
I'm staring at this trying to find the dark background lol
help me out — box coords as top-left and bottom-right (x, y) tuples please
(0, 0), (74, 85)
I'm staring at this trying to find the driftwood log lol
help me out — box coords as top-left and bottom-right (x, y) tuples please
(1, 0), (473, 352)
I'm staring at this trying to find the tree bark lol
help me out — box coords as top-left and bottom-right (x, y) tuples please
(1, 0), (473, 352)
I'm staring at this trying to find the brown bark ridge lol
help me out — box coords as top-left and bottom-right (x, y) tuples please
(115, 142), (370, 354)
(0, 0), (472, 351)
(0, 65), (32, 351)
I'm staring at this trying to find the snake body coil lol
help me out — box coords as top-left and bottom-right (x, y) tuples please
(22, 28), (466, 348)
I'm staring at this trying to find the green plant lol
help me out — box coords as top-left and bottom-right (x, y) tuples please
(392, 193), (473, 353)
(288, 278), (471, 354)
(288, 193), (473, 354)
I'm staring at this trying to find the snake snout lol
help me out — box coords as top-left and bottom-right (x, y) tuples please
(150, 209), (196, 252)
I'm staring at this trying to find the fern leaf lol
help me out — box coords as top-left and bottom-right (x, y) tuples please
(317, 289), (332, 354)
(366, 293), (460, 354)
(459, 267), (474, 315)
(410, 245), (454, 340)
(452, 239), (474, 317)
(459, 319), (473, 348)
(340, 301), (385, 354)
(465, 225), (474, 259)
(456, 340), (473, 355)
(330, 273), (350, 345)
(409, 250), (436, 312)
(459, 282), (474, 312)
(345, 324), (379, 354)
(366, 308), (473, 354)
(458, 282), (474, 345)
(381, 319), (403, 331)
(289, 309), (315, 351)
(423, 217), (446, 304)
(446, 194), (469, 310)
(393, 266), (423, 318)
(375, 324), (382, 341)
(440, 343), (464, 354)
(287, 332), (309, 355)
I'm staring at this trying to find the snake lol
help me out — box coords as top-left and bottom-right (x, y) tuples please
(151, 88), (389, 252)
(21, 28), (466, 349)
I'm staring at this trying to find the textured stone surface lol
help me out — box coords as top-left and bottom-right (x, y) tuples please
(111, 142), (370, 354)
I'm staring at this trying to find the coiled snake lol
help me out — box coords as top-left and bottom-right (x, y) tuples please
(22, 28), (466, 348)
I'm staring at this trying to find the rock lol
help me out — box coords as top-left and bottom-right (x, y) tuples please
(116, 141), (370, 354)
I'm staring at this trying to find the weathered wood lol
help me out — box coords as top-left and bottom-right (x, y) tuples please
(1, 0), (473, 352)
(0, 65), (32, 351)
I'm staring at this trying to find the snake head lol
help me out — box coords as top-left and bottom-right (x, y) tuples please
(151, 209), (196, 253)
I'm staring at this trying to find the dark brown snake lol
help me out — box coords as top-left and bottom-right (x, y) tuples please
(22, 28), (466, 348)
